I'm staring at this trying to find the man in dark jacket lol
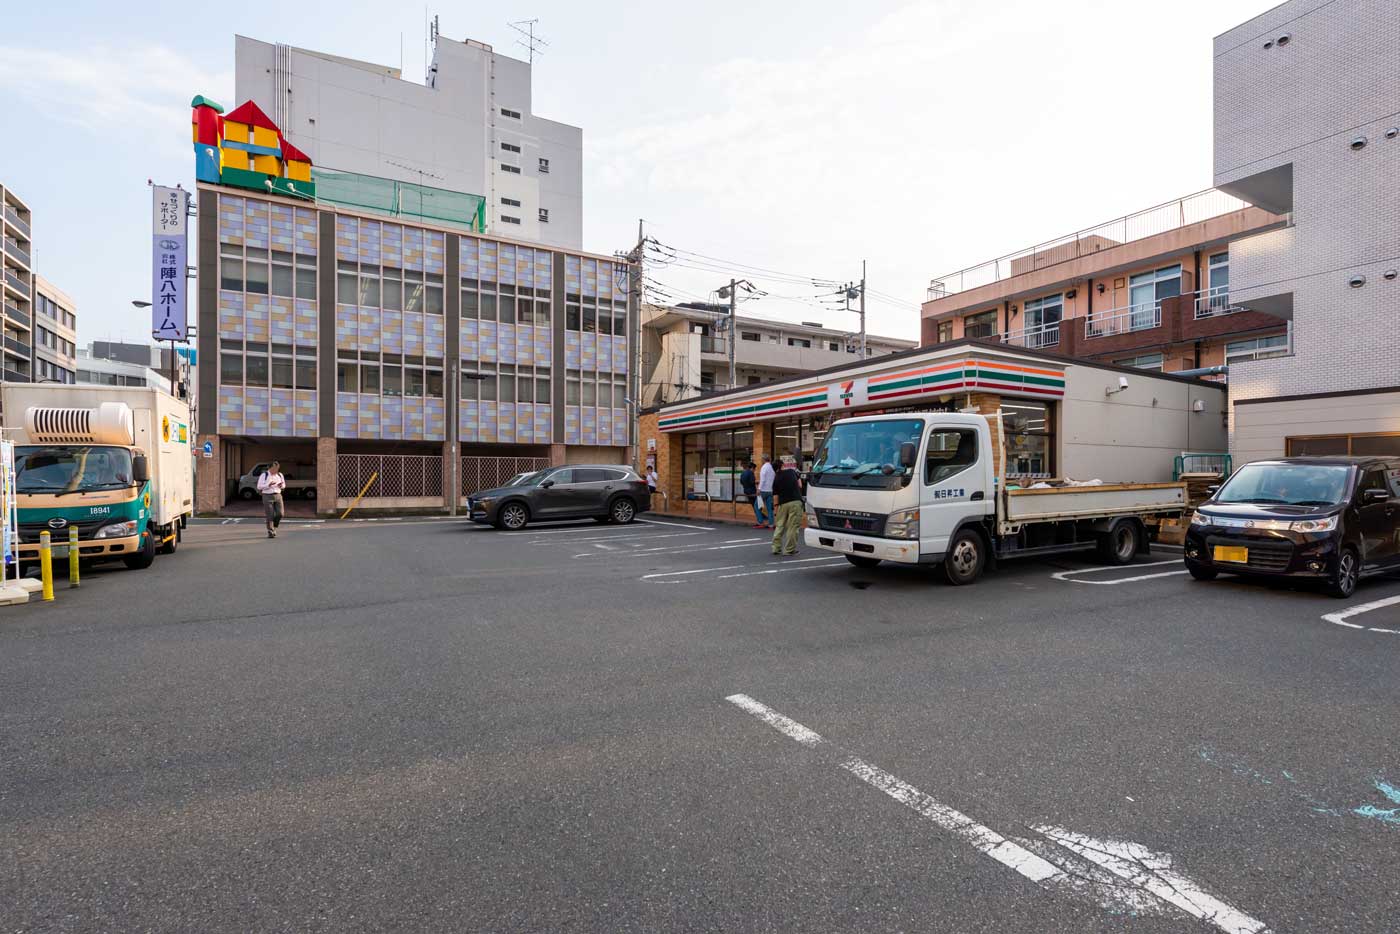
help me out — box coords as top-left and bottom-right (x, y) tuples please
(770, 456), (804, 556)
(739, 460), (765, 527)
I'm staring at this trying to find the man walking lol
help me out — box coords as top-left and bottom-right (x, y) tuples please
(770, 455), (804, 557)
(739, 460), (766, 528)
(757, 454), (776, 530)
(257, 460), (286, 539)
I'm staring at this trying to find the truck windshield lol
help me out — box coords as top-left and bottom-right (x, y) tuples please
(810, 419), (923, 487)
(15, 446), (134, 495)
(1213, 463), (1351, 507)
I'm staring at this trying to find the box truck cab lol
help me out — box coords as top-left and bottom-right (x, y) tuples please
(804, 412), (1186, 584)
(4, 386), (194, 571)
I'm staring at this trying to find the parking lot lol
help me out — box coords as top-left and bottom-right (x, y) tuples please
(1, 516), (1397, 932)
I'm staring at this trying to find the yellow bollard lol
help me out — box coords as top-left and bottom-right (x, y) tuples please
(39, 530), (54, 602)
(339, 471), (379, 520)
(68, 525), (80, 588)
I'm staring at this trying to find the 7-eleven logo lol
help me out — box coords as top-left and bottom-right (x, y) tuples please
(828, 377), (866, 411)
(839, 380), (855, 405)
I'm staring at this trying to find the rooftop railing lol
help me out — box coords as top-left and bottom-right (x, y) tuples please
(926, 189), (1252, 301)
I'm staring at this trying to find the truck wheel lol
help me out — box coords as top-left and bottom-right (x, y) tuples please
(123, 527), (157, 570)
(1098, 521), (1140, 565)
(845, 555), (881, 569)
(158, 524), (179, 555)
(941, 529), (984, 585)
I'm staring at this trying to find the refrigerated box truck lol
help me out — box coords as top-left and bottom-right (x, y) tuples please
(2, 385), (194, 570)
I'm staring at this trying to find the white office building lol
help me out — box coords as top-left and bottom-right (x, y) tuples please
(235, 31), (583, 250)
(1215, 0), (1400, 461)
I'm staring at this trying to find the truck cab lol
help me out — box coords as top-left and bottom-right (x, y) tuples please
(804, 411), (1184, 584)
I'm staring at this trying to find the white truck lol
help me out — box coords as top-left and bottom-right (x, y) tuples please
(3, 385), (194, 571)
(803, 412), (1186, 584)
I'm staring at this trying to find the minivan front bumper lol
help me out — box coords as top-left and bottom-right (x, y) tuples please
(1184, 525), (1341, 579)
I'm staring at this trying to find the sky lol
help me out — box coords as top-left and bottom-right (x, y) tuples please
(0, 0), (1273, 346)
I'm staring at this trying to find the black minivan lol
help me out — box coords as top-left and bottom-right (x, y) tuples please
(1184, 456), (1400, 597)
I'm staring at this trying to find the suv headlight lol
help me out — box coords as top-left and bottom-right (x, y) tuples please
(1190, 511), (1210, 526)
(1289, 516), (1338, 533)
(885, 507), (920, 540)
(95, 520), (140, 539)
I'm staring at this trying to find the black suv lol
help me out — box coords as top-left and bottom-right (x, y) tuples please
(467, 465), (651, 530)
(1184, 456), (1400, 597)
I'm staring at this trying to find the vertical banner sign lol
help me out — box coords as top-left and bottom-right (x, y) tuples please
(151, 185), (189, 341)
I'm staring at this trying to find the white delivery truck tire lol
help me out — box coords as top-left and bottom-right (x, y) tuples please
(941, 527), (986, 586)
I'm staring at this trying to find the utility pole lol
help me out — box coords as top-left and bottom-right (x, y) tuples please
(859, 259), (867, 359)
(447, 365), (457, 516)
(727, 277), (737, 389)
(624, 220), (644, 469)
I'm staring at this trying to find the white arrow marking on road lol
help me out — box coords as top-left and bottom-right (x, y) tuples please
(727, 694), (1273, 933)
(1035, 826), (1270, 934)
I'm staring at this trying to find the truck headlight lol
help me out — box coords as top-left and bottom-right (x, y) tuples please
(805, 502), (818, 522)
(95, 520), (140, 539)
(885, 507), (920, 540)
(1289, 515), (1337, 533)
(1190, 511), (1210, 526)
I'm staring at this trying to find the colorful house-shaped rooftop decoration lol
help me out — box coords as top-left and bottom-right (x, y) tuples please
(191, 96), (315, 200)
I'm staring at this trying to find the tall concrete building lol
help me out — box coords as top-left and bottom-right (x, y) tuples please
(1, 182), (35, 384)
(33, 276), (77, 384)
(1215, 0), (1400, 460)
(235, 31), (583, 250)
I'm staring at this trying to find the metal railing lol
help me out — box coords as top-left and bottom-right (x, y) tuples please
(2, 239), (30, 268)
(4, 305), (29, 329)
(1083, 302), (1163, 339)
(3, 207), (29, 238)
(3, 271), (28, 296)
(926, 188), (1251, 301)
(1194, 289), (1244, 319)
(1000, 321), (1060, 349)
(1174, 453), (1232, 480)
(336, 453), (444, 498)
(3, 336), (29, 358)
(699, 336), (727, 354)
(460, 455), (551, 496)
(3, 368), (30, 383)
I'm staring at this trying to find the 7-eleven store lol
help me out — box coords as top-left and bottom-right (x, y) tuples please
(638, 340), (1226, 523)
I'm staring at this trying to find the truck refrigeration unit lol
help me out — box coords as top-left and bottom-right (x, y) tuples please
(2, 385), (194, 571)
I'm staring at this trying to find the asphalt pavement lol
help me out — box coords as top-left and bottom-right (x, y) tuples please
(0, 515), (1397, 932)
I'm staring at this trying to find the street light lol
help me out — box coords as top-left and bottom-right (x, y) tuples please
(131, 300), (180, 397)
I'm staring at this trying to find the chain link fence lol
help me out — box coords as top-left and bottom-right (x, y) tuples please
(460, 456), (551, 496)
(337, 454), (445, 498)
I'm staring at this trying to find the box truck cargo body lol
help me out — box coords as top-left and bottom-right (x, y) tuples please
(2, 385), (194, 570)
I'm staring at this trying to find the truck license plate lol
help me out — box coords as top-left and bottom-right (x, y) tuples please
(1213, 545), (1248, 563)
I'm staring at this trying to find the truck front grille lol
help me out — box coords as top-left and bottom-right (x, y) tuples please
(814, 508), (886, 536)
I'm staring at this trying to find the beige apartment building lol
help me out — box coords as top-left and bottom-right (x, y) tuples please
(920, 189), (1292, 377)
(641, 302), (915, 406)
(33, 276), (77, 384)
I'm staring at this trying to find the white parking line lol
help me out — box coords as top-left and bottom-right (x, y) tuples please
(576, 538), (769, 559)
(640, 564), (746, 579)
(1321, 593), (1400, 633)
(637, 518), (714, 530)
(1051, 559), (1188, 585)
(716, 557), (848, 578)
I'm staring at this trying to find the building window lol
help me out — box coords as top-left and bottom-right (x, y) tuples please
(538, 208), (549, 223)
(1002, 400), (1053, 479)
(1287, 433), (1400, 457)
(740, 331), (760, 342)
(500, 215), (521, 225)
(500, 142), (521, 153)
(500, 107), (521, 119)
(1128, 264), (1181, 329)
(501, 164), (521, 174)
(680, 428), (754, 502)
(963, 309), (998, 339)
(501, 197), (521, 207)
(826, 341), (840, 352)
(1205, 252), (1230, 311)
(1225, 334), (1289, 363)
(538, 157), (550, 174)
(787, 337), (811, 348)
(1021, 295), (1063, 347)
(1117, 352), (1164, 371)
(937, 320), (953, 343)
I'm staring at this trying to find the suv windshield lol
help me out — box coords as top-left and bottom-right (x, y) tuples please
(15, 445), (135, 495)
(810, 419), (923, 488)
(1213, 463), (1352, 507)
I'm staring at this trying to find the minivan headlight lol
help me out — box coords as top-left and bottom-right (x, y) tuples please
(1190, 511), (1210, 526)
(95, 519), (140, 539)
(1289, 516), (1338, 533)
(885, 507), (920, 540)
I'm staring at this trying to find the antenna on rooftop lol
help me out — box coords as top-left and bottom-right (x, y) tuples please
(508, 19), (548, 64)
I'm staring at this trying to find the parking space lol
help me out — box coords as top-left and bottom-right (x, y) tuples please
(4, 517), (1399, 933)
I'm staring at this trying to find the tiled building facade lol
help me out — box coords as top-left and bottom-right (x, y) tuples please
(197, 185), (633, 514)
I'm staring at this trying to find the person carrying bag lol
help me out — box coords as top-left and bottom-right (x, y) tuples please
(257, 460), (287, 539)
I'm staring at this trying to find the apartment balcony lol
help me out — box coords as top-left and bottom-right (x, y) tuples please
(2, 368), (30, 383)
(2, 238), (31, 269)
(3, 206), (30, 239)
(1083, 303), (1163, 340)
(699, 336), (727, 356)
(3, 336), (30, 358)
(3, 270), (29, 299)
(3, 304), (30, 330)
(1000, 321), (1061, 350)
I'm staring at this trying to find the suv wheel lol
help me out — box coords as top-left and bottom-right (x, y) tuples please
(496, 502), (530, 531)
(1327, 548), (1359, 599)
(609, 498), (636, 525)
(238, 487), (256, 500)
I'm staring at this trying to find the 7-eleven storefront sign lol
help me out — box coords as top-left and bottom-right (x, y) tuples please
(828, 377), (868, 410)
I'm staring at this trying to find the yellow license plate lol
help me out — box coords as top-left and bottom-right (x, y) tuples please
(1213, 545), (1248, 563)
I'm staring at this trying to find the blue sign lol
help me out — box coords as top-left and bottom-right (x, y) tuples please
(201, 440), (213, 458)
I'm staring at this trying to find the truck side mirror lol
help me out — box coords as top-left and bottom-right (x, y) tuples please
(898, 441), (918, 469)
(133, 453), (150, 484)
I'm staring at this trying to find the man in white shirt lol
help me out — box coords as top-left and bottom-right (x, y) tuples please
(256, 460), (287, 539)
(757, 454), (776, 530)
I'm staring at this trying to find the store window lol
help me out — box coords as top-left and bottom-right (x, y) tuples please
(679, 428), (755, 502)
(771, 415), (830, 472)
(1002, 400), (1053, 480)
